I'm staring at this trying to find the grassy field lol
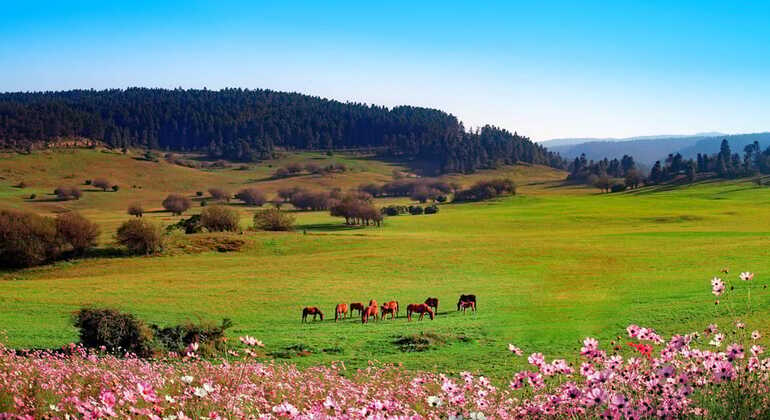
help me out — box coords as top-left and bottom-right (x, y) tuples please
(1, 149), (769, 379)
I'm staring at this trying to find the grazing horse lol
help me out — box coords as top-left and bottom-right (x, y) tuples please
(362, 304), (379, 324)
(459, 300), (476, 313)
(350, 302), (365, 316)
(301, 307), (324, 323)
(369, 299), (378, 308)
(335, 303), (348, 322)
(424, 297), (439, 313)
(380, 301), (398, 320)
(406, 303), (435, 321)
(457, 294), (477, 311)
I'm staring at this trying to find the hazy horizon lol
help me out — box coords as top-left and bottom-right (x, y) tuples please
(2, 1), (769, 141)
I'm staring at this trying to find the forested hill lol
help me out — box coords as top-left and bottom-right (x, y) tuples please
(0, 88), (563, 173)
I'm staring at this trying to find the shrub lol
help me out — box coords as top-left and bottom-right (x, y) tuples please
(84, 179), (92, 185)
(168, 214), (203, 234)
(54, 186), (82, 200)
(277, 187), (300, 202)
(200, 205), (240, 232)
(408, 205), (424, 215)
(274, 167), (290, 178)
(200, 200), (207, 207)
(0, 209), (60, 268)
(92, 178), (111, 191)
(208, 187), (230, 201)
(285, 162), (304, 174)
(610, 183), (627, 193)
(116, 219), (164, 255)
(111, 185), (119, 192)
(127, 203), (144, 217)
(436, 195), (447, 203)
(381, 205), (408, 216)
(162, 194), (191, 215)
(290, 190), (331, 211)
(410, 185), (439, 203)
(235, 188), (266, 206)
(253, 208), (295, 231)
(72, 308), (154, 357)
(151, 318), (233, 356)
(56, 212), (100, 255)
(424, 204), (439, 214)
(28, 194), (36, 200)
(196, 191), (204, 197)
(304, 162), (322, 174)
(359, 183), (383, 197)
(16, 181), (27, 189)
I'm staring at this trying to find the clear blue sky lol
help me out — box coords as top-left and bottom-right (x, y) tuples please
(1, 1), (769, 140)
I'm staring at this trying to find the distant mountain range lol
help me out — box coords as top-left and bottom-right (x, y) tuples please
(542, 132), (770, 165)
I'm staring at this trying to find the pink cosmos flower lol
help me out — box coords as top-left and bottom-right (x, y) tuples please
(713, 360), (734, 382)
(739, 272), (754, 281)
(507, 343), (523, 356)
(750, 345), (763, 356)
(272, 401), (299, 417)
(752, 330), (761, 340)
(710, 277), (725, 296)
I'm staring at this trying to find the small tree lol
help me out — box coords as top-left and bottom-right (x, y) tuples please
(92, 178), (111, 191)
(593, 175), (611, 193)
(116, 219), (164, 255)
(200, 205), (240, 232)
(127, 203), (144, 218)
(286, 162), (304, 174)
(253, 208), (295, 231)
(56, 212), (100, 255)
(162, 194), (191, 215)
(274, 167), (290, 178)
(235, 188), (267, 206)
(0, 209), (60, 268)
(208, 187), (230, 202)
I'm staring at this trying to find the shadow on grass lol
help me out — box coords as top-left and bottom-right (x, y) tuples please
(297, 223), (365, 232)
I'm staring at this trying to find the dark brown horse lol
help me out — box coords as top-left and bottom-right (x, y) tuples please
(407, 303), (435, 321)
(362, 304), (378, 324)
(459, 300), (476, 313)
(380, 301), (398, 320)
(301, 307), (324, 322)
(335, 303), (348, 322)
(424, 297), (439, 313)
(457, 294), (477, 311)
(350, 302), (365, 316)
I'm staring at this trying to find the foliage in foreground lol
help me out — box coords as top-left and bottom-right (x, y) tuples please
(0, 272), (768, 418)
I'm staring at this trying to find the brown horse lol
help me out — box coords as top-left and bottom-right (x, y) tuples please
(380, 301), (398, 320)
(424, 297), (439, 313)
(369, 299), (378, 308)
(350, 302), (365, 316)
(335, 303), (348, 322)
(459, 300), (476, 313)
(301, 307), (324, 322)
(407, 303), (435, 321)
(457, 294), (477, 311)
(362, 304), (378, 324)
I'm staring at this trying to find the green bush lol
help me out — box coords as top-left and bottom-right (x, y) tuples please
(168, 214), (203, 234)
(408, 205), (424, 215)
(200, 205), (240, 232)
(72, 308), (154, 357)
(610, 183), (627, 193)
(116, 219), (164, 255)
(253, 208), (295, 231)
(424, 204), (439, 214)
(151, 319), (233, 356)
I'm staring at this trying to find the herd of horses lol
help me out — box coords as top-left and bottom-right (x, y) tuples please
(301, 294), (477, 324)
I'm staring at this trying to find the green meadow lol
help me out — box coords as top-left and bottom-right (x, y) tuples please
(1, 149), (768, 378)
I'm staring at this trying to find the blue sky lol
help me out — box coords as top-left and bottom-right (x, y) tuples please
(1, 1), (769, 140)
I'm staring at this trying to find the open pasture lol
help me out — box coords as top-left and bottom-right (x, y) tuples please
(0, 150), (769, 378)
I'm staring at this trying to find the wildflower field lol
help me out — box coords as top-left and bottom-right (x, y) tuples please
(1, 151), (770, 417)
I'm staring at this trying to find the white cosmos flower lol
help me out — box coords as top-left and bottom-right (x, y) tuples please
(426, 395), (443, 407)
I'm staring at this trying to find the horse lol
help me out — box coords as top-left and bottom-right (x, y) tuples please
(362, 304), (379, 324)
(380, 301), (398, 320)
(406, 303), (435, 321)
(457, 294), (477, 311)
(335, 303), (348, 322)
(385, 300), (399, 316)
(459, 300), (476, 313)
(424, 297), (439, 313)
(350, 302), (365, 316)
(369, 299), (378, 308)
(301, 307), (324, 323)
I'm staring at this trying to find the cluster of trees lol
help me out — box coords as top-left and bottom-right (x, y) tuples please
(649, 139), (770, 184)
(273, 161), (347, 178)
(0, 210), (100, 268)
(454, 178), (516, 202)
(358, 179), (457, 203)
(0, 88), (564, 173)
(54, 185), (83, 200)
(381, 204), (439, 216)
(329, 193), (382, 226)
(568, 154), (638, 182)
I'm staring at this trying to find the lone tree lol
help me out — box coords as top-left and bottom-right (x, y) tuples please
(127, 203), (144, 218)
(92, 178), (111, 191)
(208, 187), (231, 202)
(162, 194), (191, 215)
(116, 218), (164, 255)
(253, 208), (295, 231)
(200, 205), (240, 232)
(235, 188), (267, 206)
(56, 212), (100, 256)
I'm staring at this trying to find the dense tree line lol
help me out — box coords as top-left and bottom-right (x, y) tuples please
(567, 154), (637, 181)
(650, 139), (770, 184)
(0, 88), (564, 173)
